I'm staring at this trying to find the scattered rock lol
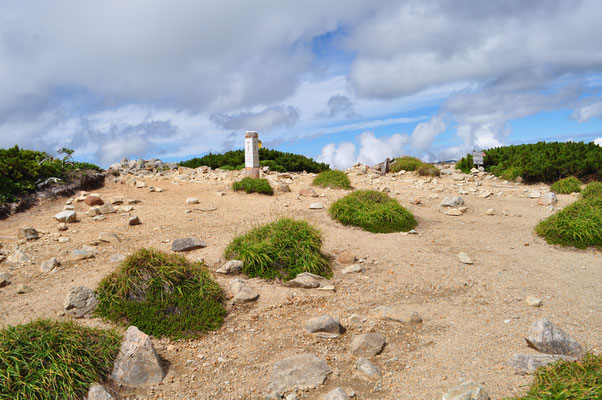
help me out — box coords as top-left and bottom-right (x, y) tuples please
(485, 208), (496, 216)
(267, 354), (332, 392)
(457, 252), (473, 264)
(85, 195), (104, 206)
(171, 237), (206, 251)
(135, 180), (146, 188)
(98, 232), (121, 243)
(304, 315), (343, 338)
(372, 306), (422, 325)
(341, 264), (363, 274)
(57, 222), (68, 231)
(441, 196), (465, 207)
(87, 207), (101, 217)
(451, 174), (465, 181)
(442, 381), (490, 400)
(538, 192), (558, 206)
(128, 216), (141, 226)
(285, 394), (299, 400)
(299, 187), (319, 197)
(64, 286), (98, 317)
(277, 184), (291, 193)
(110, 196), (125, 204)
(355, 357), (382, 380)
(410, 198), (422, 205)
(8, 249), (30, 263)
(527, 191), (541, 199)
(349, 333), (386, 357)
(111, 326), (165, 387)
(525, 318), (583, 357)
(99, 204), (116, 214)
(324, 387), (349, 400)
(40, 257), (59, 273)
(445, 209), (463, 216)
(54, 210), (77, 223)
(58, 236), (71, 243)
(186, 197), (199, 204)
(70, 248), (95, 260)
(508, 353), (576, 374)
(16, 284), (31, 294)
(309, 203), (324, 209)
(110, 253), (127, 263)
(120, 205), (134, 212)
(0, 273), (10, 288)
(526, 296), (543, 307)
(217, 260), (243, 274)
(87, 383), (115, 400)
(92, 215), (106, 221)
(229, 279), (259, 304)
(337, 250), (356, 264)
(18, 227), (39, 240)
(284, 273), (329, 288)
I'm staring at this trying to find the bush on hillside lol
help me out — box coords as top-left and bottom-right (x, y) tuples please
(179, 148), (329, 173)
(507, 353), (600, 400)
(550, 177), (582, 194)
(232, 177), (274, 195)
(224, 218), (331, 280)
(417, 163), (441, 177)
(312, 170), (352, 189)
(390, 156), (424, 173)
(329, 190), (417, 233)
(0, 319), (121, 400)
(535, 182), (602, 249)
(456, 141), (602, 182)
(96, 248), (226, 339)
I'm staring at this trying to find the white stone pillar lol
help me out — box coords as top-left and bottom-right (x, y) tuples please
(244, 131), (260, 178)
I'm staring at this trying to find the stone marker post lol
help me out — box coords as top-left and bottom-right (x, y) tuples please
(245, 131), (260, 178)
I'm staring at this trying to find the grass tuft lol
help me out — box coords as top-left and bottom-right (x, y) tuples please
(232, 177), (274, 195)
(313, 170), (352, 189)
(224, 218), (331, 280)
(96, 248), (226, 339)
(390, 156), (423, 173)
(417, 164), (441, 177)
(550, 177), (582, 194)
(329, 190), (417, 233)
(536, 182), (602, 249)
(507, 352), (601, 400)
(0, 319), (121, 400)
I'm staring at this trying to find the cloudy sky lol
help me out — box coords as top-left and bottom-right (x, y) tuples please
(1, 0), (601, 168)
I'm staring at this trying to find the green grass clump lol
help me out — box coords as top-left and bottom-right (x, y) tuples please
(507, 353), (600, 400)
(550, 177), (582, 194)
(390, 156), (424, 173)
(417, 163), (441, 177)
(232, 177), (274, 195)
(224, 218), (331, 280)
(536, 182), (602, 249)
(313, 170), (352, 189)
(0, 319), (121, 400)
(96, 248), (226, 339)
(329, 190), (417, 233)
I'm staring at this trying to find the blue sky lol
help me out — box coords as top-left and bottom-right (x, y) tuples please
(1, 0), (601, 168)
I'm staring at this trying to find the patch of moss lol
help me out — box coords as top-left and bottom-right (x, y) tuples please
(232, 177), (274, 195)
(312, 170), (352, 189)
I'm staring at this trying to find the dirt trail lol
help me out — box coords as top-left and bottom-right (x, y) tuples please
(0, 166), (600, 400)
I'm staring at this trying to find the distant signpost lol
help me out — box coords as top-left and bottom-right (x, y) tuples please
(245, 131), (260, 178)
(472, 149), (484, 167)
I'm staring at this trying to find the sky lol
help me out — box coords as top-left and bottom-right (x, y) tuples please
(1, 0), (601, 169)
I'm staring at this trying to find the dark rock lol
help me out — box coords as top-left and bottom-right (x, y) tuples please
(171, 237), (206, 251)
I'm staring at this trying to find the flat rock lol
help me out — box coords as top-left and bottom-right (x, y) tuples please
(54, 210), (77, 223)
(120, 205), (134, 212)
(527, 191), (541, 198)
(350, 333), (386, 357)
(441, 196), (465, 207)
(284, 272), (329, 288)
(171, 237), (206, 251)
(186, 197), (199, 204)
(445, 208), (463, 216)
(525, 318), (582, 357)
(267, 353), (331, 392)
(337, 250), (356, 264)
(372, 306), (422, 325)
(341, 264), (363, 274)
(110, 196), (125, 204)
(0, 273), (10, 288)
(71, 248), (95, 260)
(309, 202), (324, 209)
(304, 315), (343, 338)
(87, 207), (101, 217)
(355, 357), (382, 380)
(451, 174), (465, 181)
(99, 204), (116, 214)
(98, 232), (121, 243)
(87, 383), (115, 400)
(299, 187), (319, 197)
(485, 208), (496, 216)
(40, 257), (59, 273)
(442, 381), (490, 400)
(110, 253), (127, 263)
(538, 192), (558, 205)
(217, 260), (243, 274)
(229, 279), (259, 304)
(324, 388), (349, 400)
(18, 227), (39, 240)
(64, 286), (98, 317)
(111, 326), (164, 387)
(85, 195), (104, 206)
(526, 296), (543, 307)
(508, 353), (576, 374)
(8, 249), (30, 263)
(457, 252), (473, 264)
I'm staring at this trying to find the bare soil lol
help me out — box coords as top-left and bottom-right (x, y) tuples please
(0, 167), (599, 400)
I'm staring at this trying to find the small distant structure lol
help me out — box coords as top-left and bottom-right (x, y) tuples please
(472, 149), (484, 167)
(244, 131), (260, 178)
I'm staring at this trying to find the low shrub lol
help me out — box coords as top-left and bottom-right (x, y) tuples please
(390, 156), (423, 173)
(329, 190), (417, 233)
(224, 218), (331, 280)
(417, 164), (441, 177)
(535, 182), (601, 249)
(550, 177), (582, 194)
(232, 177), (274, 195)
(507, 353), (600, 400)
(500, 166), (523, 182)
(96, 248), (226, 339)
(312, 170), (352, 189)
(0, 319), (121, 400)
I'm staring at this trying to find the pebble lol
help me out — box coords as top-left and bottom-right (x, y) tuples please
(457, 252), (473, 264)
(526, 296), (543, 307)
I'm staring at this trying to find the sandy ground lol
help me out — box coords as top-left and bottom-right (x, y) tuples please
(0, 166), (600, 400)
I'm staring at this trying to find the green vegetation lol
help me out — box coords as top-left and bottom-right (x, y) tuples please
(456, 141), (602, 182)
(550, 177), (582, 194)
(536, 182), (602, 249)
(312, 170), (352, 189)
(417, 163), (441, 177)
(0, 319), (121, 400)
(232, 177), (274, 195)
(507, 353), (600, 400)
(0, 145), (102, 203)
(224, 218), (331, 280)
(329, 190), (417, 233)
(96, 248), (226, 339)
(179, 148), (329, 173)
(390, 156), (424, 173)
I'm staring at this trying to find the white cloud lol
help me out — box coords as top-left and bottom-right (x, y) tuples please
(211, 105), (299, 131)
(316, 142), (356, 169)
(411, 115), (447, 151)
(572, 97), (602, 122)
(594, 137), (602, 146)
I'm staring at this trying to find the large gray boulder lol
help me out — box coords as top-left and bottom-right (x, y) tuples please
(54, 210), (77, 223)
(441, 196), (464, 207)
(526, 318), (582, 357)
(349, 333), (386, 357)
(87, 383), (115, 400)
(283, 273), (329, 289)
(111, 326), (164, 387)
(171, 238), (206, 252)
(267, 354), (331, 392)
(508, 353), (576, 374)
(229, 279), (259, 304)
(355, 357), (382, 380)
(442, 381), (490, 400)
(304, 315), (343, 338)
(64, 286), (98, 317)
